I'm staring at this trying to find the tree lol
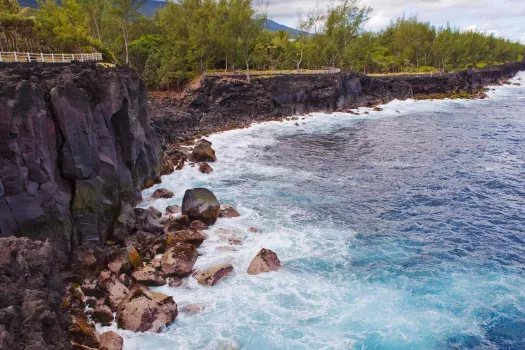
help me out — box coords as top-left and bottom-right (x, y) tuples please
(229, 0), (265, 81)
(108, 0), (146, 65)
(79, 0), (106, 42)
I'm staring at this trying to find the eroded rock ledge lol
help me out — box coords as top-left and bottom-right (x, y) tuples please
(0, 62), (162, 251)
(150, 62), (525, 148)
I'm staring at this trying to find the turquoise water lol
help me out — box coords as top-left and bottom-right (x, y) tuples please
(108, 73), (525, 349)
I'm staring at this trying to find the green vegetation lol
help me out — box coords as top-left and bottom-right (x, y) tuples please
(1, 0), (524, 88)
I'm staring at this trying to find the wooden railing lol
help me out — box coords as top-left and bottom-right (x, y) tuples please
(206, 68), (341, 77)
(0, 52), (103, 63)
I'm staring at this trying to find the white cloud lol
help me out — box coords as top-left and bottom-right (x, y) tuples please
(267, 0), (525, 41)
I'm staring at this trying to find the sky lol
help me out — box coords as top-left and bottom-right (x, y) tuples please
(265, 0), (525, 43)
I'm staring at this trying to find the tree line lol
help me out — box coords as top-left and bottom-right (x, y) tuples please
(1, 0), (524, 89)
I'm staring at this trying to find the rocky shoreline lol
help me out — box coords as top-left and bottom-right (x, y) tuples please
(149, 61), (525, 152)
(0, 61), (524, 349)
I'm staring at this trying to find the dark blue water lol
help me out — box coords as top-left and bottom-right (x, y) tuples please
(134, 77), (525, 350)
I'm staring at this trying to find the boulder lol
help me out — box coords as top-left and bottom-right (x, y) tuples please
(166, 230), (206, 248)
(220, 205), (240, 218)
(131, 266), (167, 286)
(106, 246), (143, 275)
(190, 140), (216, 162)
(148, 206), (163, 218)
(133, 208), (164, 235)
(100, 331), (123, 350)
(164, 215), (190, 232)
(181, 304), (203, 314)
(248, 227), (259, 233)
(98, 273), (130, 311)
(166, 205), (182, 214)
(70, 314), (100, 349)
(81, 283), (104, 298)
(116, 285), (178, 333)
(92, 305), (114, 326)
(161, 243), (199, 277)
(190, 220), (209, 230)
(182, 188), (220, 225)
(161, 155), (176, 176)
(199, 162), (214, 174)
(152, 188), (174, 199)
(247, 249), (281, 275)
(124, 231), (159, 261)
(195, 264), (234, 286)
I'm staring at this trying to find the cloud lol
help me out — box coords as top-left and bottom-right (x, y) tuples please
(266, 0), (525, 42)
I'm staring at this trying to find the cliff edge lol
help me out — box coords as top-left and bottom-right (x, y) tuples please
(0, 63), (162, 251)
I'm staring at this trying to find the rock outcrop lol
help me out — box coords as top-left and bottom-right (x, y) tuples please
(182, 188), (220, 225)
(195, 264), (234, 286)
(160, 243), (199, 277)
(247, 248), (281, 275)
(0, 237), (70, 350)
(116, 284), (178, 333)
(0, 62), (162, 250)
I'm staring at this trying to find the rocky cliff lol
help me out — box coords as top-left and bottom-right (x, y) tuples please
(150, 62), (525, 148)
(0, 63), (162, 251)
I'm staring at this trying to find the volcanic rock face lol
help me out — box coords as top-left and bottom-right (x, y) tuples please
(0, 237), (70, 350)
(150, 62), (525, 149)
(0, 63), (162, 250)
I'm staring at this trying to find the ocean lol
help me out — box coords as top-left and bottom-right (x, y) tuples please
(107, 72), (525, 349)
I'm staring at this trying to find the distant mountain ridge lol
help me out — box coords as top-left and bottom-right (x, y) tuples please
(19, 0), (304, 36)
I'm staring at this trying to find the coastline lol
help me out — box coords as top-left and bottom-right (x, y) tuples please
(0, 61), (523, 350)
(123, 72), (525, 349)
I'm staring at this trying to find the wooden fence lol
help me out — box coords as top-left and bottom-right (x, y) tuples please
(206, 68), (341, 77)
(0, 52), (103, 63)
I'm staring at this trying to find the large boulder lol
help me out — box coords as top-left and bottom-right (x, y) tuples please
(166, 229), (206, 248)
(131, 266), (167, 286)
(0, 237), (71, 350)
(161, 155), (176, 176)
(164, 215), (190, 232)
(100, 331), (123, 350)
(220, 205), (240, 218)
(182, 188), (220, 225)
(106, 246), (143, 275)
(116, 285), (178, 333)
(190, 140), (216, 162)
(160, 243), (199, 277)
(247, 249), (281, 275)
(195, 264), (234, 286)
(152, 188), (174, 199)
(97, 272), (130, 311)
(199, 162), (214, 174)
(92, 305), (114, 326)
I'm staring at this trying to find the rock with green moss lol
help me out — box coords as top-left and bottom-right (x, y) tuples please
(182, 188), (220, 225)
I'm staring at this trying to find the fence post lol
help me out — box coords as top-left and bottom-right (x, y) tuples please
(13, 52), (17, 62)
(0, 53), (3, 62)
(27, 52), (31, 62)
(62, 53), (65, 62)
(40, 53), (44, 62)
(51, 53), (55, 63)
